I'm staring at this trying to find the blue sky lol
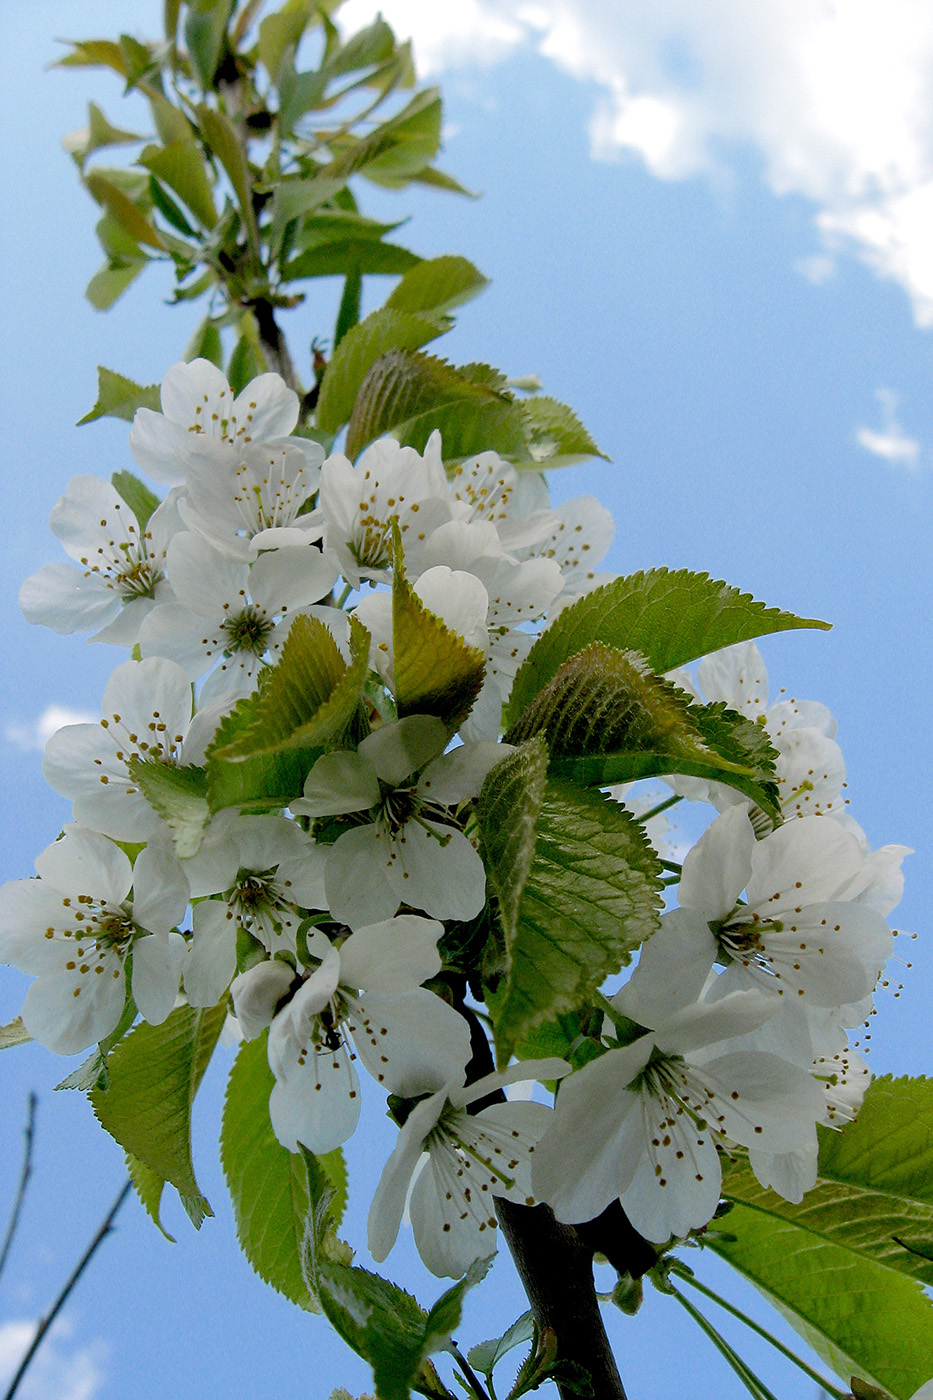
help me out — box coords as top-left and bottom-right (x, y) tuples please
(1, 3), (931, 1398)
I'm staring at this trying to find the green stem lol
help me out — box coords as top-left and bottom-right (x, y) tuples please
(335, 580), (353, 609)
(670, 1265), (849, 1399)
(451, 1346), (493, 1400)
(667, 1284), (780, 1400)
(660, 858), (683, 874)
(635, 793), (683, 824)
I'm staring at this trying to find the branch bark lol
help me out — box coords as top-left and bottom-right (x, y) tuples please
(252, 299), (300, 394)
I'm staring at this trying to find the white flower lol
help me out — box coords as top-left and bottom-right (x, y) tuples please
(318, 433), (453, 587)
(182, 813), (328, 1005)
(43, 658), (195, 842)
(631, 806), (895, 1024)
(139, 532), (338, 701)
(129, 359), (299, 486)
(369, 1058), (569, 1278)
(19, 476), (182, 644)
(178, 436), (325, 560)
(292, 715), (504, 928)
(532, 989), (823, 1243)
(666, 641), (848, 823)
(0, 825), (188, 1055)
(260, 917), (473, 1155)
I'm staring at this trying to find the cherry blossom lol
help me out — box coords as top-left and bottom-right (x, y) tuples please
(369, 1059), (569, 1278)
(0, 825), (188, 1055)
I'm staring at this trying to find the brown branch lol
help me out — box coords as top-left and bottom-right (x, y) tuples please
(0, 1094), (37, 1286)
(252, 299), (300, 394)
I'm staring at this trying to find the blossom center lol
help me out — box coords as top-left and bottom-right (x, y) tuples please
(222, 606), (272, 657)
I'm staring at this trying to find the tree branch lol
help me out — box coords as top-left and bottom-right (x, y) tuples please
(252, 299), (301, 395)
(0, 1094), (37, 1286)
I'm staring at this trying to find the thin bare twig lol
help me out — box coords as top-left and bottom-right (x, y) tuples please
(0, 1094), (37, 1286)
(2, 1178), (132, 1400)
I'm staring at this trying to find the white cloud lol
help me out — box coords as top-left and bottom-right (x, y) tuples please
(4, 705), (96, 753)
(340, 0), (933, 324)
(856, 388), (920, 469)
(0, 1318), (107, 1400)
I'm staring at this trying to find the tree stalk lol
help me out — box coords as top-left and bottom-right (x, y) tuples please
(252, 299), (300, 394)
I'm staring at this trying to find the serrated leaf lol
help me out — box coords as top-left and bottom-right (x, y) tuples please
(345, 350), (522, 462)
(477, 745), (662, 1066)
(507, 569), (831, 726)
(205, 615), (369, 812)
(126, 1150), (176, 1241)
(518, 395), (606, 467)
(221, 1032), (345, 1311)
(328, 15), (396, 77)
(85, 172), (166, 251)
(91, 1002), (227, 1228)
(315, 308), (451, 434)
(281, 239), (421, 283)
(384, 256), (489, 316)
(111, 470), (160, 530)
(392, 527), (486, 728)
(0, 1017), (30, 1050)
(86, 260), (146, 310)
(78, 366), (161, 425)
(141, 141), (218, 229)
(467, 1309), (535, 1378)
(128, 759), (211, 858)
(509, 645), (781, 819)
(710, 1075), (933, 1397)
(197, 104), (258, 250)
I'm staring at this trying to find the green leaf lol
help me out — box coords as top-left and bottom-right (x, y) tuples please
(384, 256), (489, 316)
(477, 742), (662, 1065)
(345, 350), (524, 463)
(197, 104), (259, 250)
(391, 526), (486, 729)
(359, 89), (442, 183)
(85, 172), (166, 251)
(84, 101), (144, 157)
(508, 644), (780, 819)
(314, 308), (451, 434)
(184, 0), (234, 89)
(183, 316), (224, 368)
(334, 267), (363, 350)
(269, 177), (349, 257)
(518, 395), (607, 468)
(221, 1031), (345, 1311)
(127, 760), (211, 858)
(227, 332), (265, 395)
(711, 1075), (933, 1396)
(126, 1150), (176, 1241)
(0, 1018), (30, 1050)
(141, 141), (218, 229)
(328, 16), (396, 77)
(507, 569), (831, 726)
(91, 1002), (227, 1229)
(54, 39), (128, 75)
(204, 614), (370, 812)
(78, 366), (161, 425)
(467, 1310), (535, 1379)
(258, 0), (315, 80)
(280, 238), (421, 282)
(149, 93), (194, 147)
(86, 261), (146, 310)
(111, 470), (160, 530)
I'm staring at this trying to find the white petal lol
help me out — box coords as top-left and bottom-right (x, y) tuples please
(325, 825), (400, 928)
(132, 931), (187, 1024)
(294, 751), (380, 816)
(418, 741), (510, 807)
(338, 915), (444, 995)
(359, 715), (448, 786)
(35, 825), (131, 906)
(349, 988), (472, 1095)
(230, 959), (296, 1039)
(19, 562), (119, 634)
(185, 902), (239, 1007)
(23, 955), (125, 1055)
(368, 1092), (447, 1262)
(677, 805), (755, 919)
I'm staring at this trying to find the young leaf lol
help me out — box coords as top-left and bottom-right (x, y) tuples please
(86, 261), (146, 310)
(220, 1032), (346, 1311)
(258, 0), (315, 80)
(391, 526), (486, 728)
(53, 39), (128, 75)
(185, 0), (234, 89)
(127, 760), (211, 859)
(384, 255), (489, 316)
(83, 102), (144, 159)
(204, 614), (370, 812)
(197, 104), (259, 251)
(510, 645), (780, 819)
(0, 1018), (30, 1050)
(518, 395), (607, 468)
(327, 15), (396, 77)
(506, 569), (831, 725)
(280, 238), (420, 282)
(140, 141), (218, 229)
(477, 742), (662, 1066)
(467, 1309), (535, 1379)
(345, 349), (525, 462)
(126, 1150), (177, 1242)
(91, 1002), (227, 1229)
(183, 317), (224, 368)
(85, 172), (166, 250)
(314, 307), (452, 434)
(78, 366), (161, 425)
(111, 470), (160, 530)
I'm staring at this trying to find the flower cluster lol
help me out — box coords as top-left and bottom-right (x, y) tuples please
(2, 359), (908, 1284)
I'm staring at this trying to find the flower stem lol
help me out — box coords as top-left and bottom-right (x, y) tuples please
(667, 1283), (780, 1400)
(2, 1178), (132, 1400)
(670, 1264), (849, 1398)
(451, 1345), (493, 1400)
(635, 793), (683, 824)
(0, 1094), (37, 1286)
